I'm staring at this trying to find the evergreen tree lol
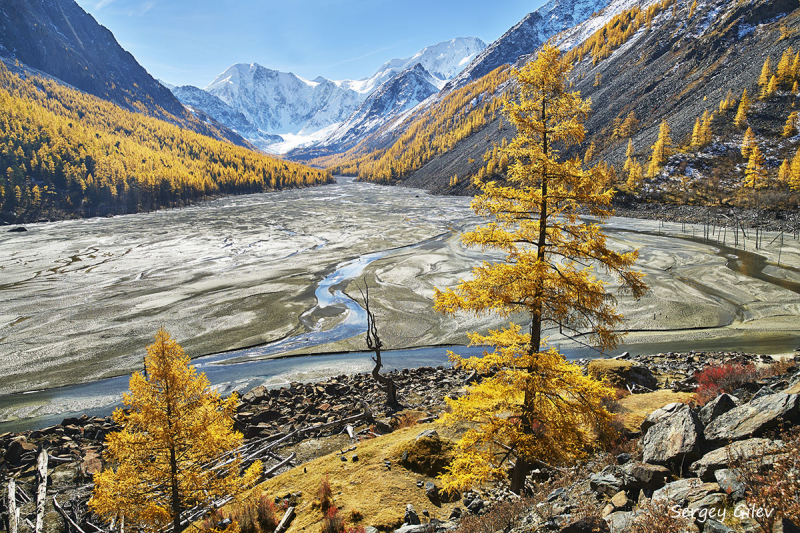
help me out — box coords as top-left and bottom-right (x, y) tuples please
(758, 56), (773, 90)
(647, 119), (672, 177)
(734, 89), (750, 128)
(743, 145), (767, 190)
(90, 329), (262, 532)
(741, 127), (757, 158)
(433, 44), (647, 494)
(784, 112), (799, 137)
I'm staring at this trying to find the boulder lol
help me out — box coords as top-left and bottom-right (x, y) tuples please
(610, 490), (631, 511)
(698, 394), (739, 426)
(242, 385), (268, 403)
(652, 478), (704, 506)
(603, 510), (641, 532)
(622, 462), (672, 490)
(704, 393), (800, 443)
(588, 360), (658, 390)
(713, 469), (745, 501)
(704, 519), (736, 533)
(404, 504), (421, 526)
(5, 437), (35, 465)
(641, 403), (703, 467)
(589, 465), (634, 497)
(689, 438), (782, 481)
(751, 386), (776, 401)
(641, 402), (687, 436)
(559, 517), (610, 533)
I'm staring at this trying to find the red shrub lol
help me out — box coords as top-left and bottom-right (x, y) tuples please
(322, 507), (346, 533)
(694, 363), (761, 405)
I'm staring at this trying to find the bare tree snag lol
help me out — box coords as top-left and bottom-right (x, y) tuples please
(358, 281), (398, 406)
(35, 448), (48, 533)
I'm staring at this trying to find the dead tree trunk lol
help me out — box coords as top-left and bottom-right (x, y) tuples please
(358, 281), (398, 407)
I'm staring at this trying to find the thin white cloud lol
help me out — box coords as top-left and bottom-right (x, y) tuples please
(95, 0), (116, 8)
(127, 1), (156, 16)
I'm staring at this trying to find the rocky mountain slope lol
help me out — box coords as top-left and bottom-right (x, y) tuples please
(356, 0), (800, 199)
(445, 0), (612, 91)
(0, 0), (257, 149)
(171, 84), (284, 150)
(317, 64), (441, 152)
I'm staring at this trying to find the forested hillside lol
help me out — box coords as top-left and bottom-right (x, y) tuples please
(322, 0), (800, 208)
(0, 63), (332, 223)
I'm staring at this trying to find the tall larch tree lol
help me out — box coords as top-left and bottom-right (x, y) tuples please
(433, 44), (647, 495)
(734, 89), (750, 128)
(647, 119), (672, 177)
(741, 127), (757, 158)
(784, 112), (799, 137)
(743, 145), (767, 190)
(90, 329), (262, 532)
(758, 56), (773, 93)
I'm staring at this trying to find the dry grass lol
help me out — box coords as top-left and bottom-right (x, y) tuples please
(612, 390), (696, 434)
(252, 421), (464, 532)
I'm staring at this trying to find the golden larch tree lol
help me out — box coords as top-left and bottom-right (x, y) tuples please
(758, 56), (772, 91)
(784, 111), (799, 137)
(90, 328), (262, 532)
(741, 127), (757, 158)
(779, 158), (791, 183)
(433, 44), (647, 495)
(743, 145), (767, 190)
(647, 119), (672, 177)
(734, 89), (750, 128)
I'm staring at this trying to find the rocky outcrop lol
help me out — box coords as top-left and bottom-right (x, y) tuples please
(704, 393), (800, 442)
(641, 403), (703, 467)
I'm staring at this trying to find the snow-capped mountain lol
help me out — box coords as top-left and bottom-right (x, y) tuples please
(168, 37), (486, 153)
(205, 64), (366, 135)
(447, 0), (612, 90)
(170, 85), (283, 150)
(322, 64), (441, 151)
(343, 37), (487, 94)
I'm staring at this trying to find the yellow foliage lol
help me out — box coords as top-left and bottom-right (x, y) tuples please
(734, 88), (750, 128)
(0, 63), (330, 219)
(785, 112), (799, 137)
(433, 45), (647, 493)
(741, 127), (756, 158)
(647, 119), (672, 177)
(743, 145), (767, 190)
(90, 329), (262, 532)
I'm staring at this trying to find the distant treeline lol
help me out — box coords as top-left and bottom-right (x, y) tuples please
(0, 63), (332, 223)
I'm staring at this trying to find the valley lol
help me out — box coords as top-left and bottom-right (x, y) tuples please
(1, 178), (799, 429)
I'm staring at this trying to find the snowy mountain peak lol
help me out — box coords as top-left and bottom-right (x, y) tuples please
(448, 0), (612, 89)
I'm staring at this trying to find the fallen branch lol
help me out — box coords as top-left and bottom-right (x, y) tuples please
(53, 496), (88, 533)
(274, 506), (296, 533)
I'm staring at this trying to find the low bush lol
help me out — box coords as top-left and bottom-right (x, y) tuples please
(731, 426), (800, 532)
(321, 507), (346, 533)
(694, 363), (762, 405)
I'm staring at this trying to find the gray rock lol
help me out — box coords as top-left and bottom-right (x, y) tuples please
(705, 393), (800, 442)
(365, 527), (380, 533)
(589, 466), (632, 496)
(616, 452), (632, 465)
(404, 503), (421, 526)
(689, 438), (782, 480)
(394, 525), (429, 533)
(751, 385), (776, 401)
(641, 402), (687, 436)
(623, 462), (672, 490)
(687, 492), (728, 512)
(604, 510), (641, 532)
(466, 497), (484, 514)
(416, 429), (438, 441)
(652, 478), (704, 506)
(448, 507), (462, 520)
(698, 394), (739, 426)
(641, 403), (703, 467)
(547, 487), (566, 502)
(704, 519), (735, 533)
(424, 481), (439, 501)
(559, 516), (611, 532)
(714, 468), (745, 501)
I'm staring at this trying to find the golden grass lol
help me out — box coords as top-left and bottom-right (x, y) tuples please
(613, 390), (696, 433)
(251, 422), (462, 532)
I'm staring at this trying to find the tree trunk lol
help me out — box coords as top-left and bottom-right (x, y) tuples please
(170, 446), (182, 533)
(510, 456), (530, 495)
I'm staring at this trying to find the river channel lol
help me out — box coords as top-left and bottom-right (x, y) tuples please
(1, 177), (799, 431)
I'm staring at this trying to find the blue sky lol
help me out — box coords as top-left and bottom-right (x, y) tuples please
(74, 0), (546, 88)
